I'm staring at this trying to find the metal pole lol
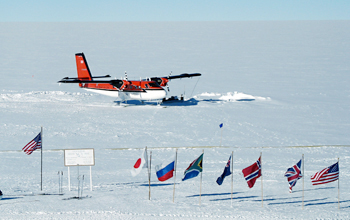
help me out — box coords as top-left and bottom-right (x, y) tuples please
(77, 165), (80, 199)
(302, 154), (304, 210)
(231, 151), (233, 207)
(58, 171), (60, 194)
(61, 171), (63, 194)
(199, 150), (204, 206)
(220, 127), (223, 147)
(148, 151), (152, 200)
(81, 175), (84, 198)
(338, 157), (340, 210)
(40, 126), (43, 191)
(68, 167), (71, 191)
(90, 166), (93, 191)
(260, 152), (263, 207)
(173, 148), (178, 203)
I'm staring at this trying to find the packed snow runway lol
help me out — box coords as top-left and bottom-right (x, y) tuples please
(0, 21), (350, 219)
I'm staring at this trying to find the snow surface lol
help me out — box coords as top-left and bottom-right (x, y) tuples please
(0, 21), (350, 219)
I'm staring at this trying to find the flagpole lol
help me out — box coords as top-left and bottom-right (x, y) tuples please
(220, 125), (223, 147)
(173, 148), (178, 203)
(302, 154), (304, 210)
(148, 150), (152, 200)
(338, 157), (340, 210)
(260, 152), (263, 207)
(231, 151), (233, 207)
(199, 149), (204, 206)
(145, 146), (149, 199)
(41, 126), (43, 191)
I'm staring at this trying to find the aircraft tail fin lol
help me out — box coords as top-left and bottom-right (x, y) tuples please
(75, 53), (92, 80)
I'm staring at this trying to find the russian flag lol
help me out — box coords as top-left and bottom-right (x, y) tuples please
(155, 158), (175, 182)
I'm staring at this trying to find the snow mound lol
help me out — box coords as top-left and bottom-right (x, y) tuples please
(194, 92), (270, 102)
(0, 91), (94, 103)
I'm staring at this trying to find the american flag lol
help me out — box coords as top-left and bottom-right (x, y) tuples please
(311, 162), (339, 185)
(284, 159), (303, 192)
(22, 132), (42, 155)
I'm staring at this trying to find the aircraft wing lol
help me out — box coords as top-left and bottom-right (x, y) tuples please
(148, 73), (201, 87)
(167, 73), (201, 80)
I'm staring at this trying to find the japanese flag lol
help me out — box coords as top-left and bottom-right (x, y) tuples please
(131, 148), (148, 177)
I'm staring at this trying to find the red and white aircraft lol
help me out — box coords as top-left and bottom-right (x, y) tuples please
(58, 53), (201, 102)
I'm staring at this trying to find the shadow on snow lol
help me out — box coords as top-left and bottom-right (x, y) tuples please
(292, 186), (335, 193)
(1, 197), (23, 201)
(113, 97), (255, 107)
(187, 192), (241, 198)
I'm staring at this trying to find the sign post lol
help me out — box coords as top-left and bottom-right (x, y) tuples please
(64, 149), (95, 191)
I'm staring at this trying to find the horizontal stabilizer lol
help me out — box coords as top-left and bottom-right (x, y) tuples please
(58, 78), (123, 88)
(59, 75), (111, 81)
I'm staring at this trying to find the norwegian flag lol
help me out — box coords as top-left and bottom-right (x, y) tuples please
(284, 159), (303, 192)
(242, 156), (262, 188)
(22, 132), (42, 155)
(311, 162), (339, 185)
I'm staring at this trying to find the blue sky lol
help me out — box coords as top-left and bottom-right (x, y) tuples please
(1, 0), (350, 22)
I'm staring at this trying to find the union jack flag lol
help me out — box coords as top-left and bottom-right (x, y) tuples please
(284, 159), (303, 192)
(242, 156), (262, 188)
(311, 162), (339, 185)
(22, 132), (42, 155)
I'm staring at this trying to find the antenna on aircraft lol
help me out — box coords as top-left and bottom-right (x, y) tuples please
(125, 71), (128, 80)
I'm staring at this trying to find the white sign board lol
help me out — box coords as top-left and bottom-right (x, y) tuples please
(64, 148), (95, 166)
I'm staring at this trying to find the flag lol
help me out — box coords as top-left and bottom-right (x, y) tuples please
(182, 153), (203, 181)
(22, 132), (42, 155)
(216, 155), (232, 185)
(311, 162), (339, 185)
(219, 123), (223, 128)
(131, 148), (148, 177)
(284, 159), (303, 192)
(242, 156), (262, 188)
(155, 156), (175, 182)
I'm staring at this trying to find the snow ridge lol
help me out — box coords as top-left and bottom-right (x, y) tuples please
(194, 92), (270, 102)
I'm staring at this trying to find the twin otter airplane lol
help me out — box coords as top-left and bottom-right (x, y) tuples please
(58, 53), (201, 102)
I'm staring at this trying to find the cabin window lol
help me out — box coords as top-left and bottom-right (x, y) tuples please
(149, 82), (159, 88)
(145, 84), (149, 88)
